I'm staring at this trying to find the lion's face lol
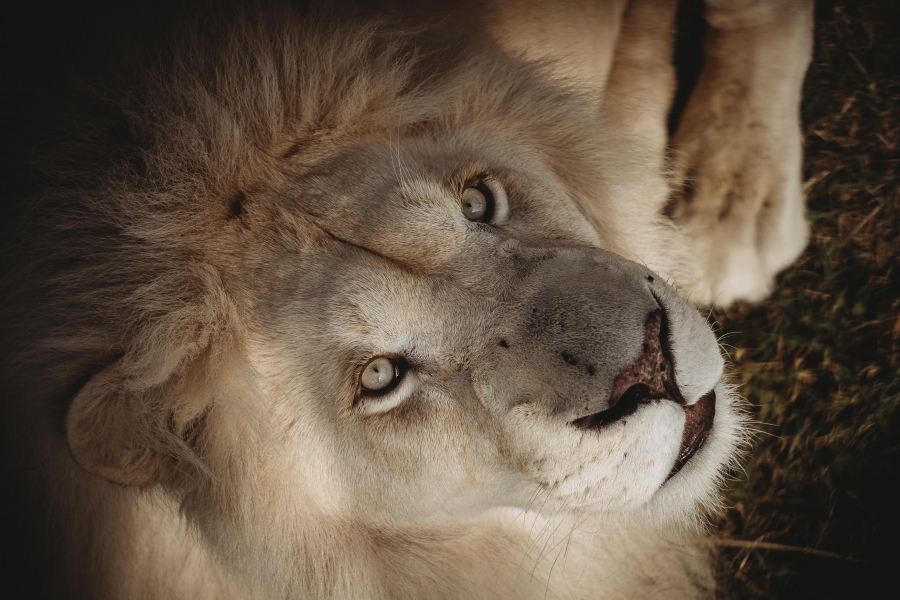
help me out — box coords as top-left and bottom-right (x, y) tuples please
(51, 19), (747, 576)
(219, 130), (741, 529)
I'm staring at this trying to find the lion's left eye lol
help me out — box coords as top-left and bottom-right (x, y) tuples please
(360, 356), (403, 394)
(462, 185), (493, 222)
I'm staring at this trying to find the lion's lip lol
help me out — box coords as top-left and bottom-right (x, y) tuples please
(569, 383), (660, 430)
(667, 389), (716, 479)
(568, 387), (716, 478)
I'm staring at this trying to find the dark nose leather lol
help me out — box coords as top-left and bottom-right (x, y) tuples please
(568, 308), (684, 430)
(608, 309), (682, 409)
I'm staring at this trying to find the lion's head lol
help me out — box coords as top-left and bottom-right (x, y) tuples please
(8, 5), (745, 595)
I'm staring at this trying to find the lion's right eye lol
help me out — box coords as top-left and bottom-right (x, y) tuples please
(356, 356), (415, 414)
(360, 356), (403, 394)
(461, 177), (507, 224)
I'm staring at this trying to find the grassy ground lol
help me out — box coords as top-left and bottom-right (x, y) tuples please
(714, 2), (900, 598)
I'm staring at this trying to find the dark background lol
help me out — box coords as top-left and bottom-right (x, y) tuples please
(711, 2), (900, 598)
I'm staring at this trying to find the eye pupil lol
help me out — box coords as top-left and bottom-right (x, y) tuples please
(462, 185), (492, 222)
(360, 356), (399, 393)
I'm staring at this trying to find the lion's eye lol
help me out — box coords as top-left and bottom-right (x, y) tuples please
(461, 184), (494, 222)
(360, 356), (401, 394)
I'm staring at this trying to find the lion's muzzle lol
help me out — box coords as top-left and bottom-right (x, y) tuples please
(479, 247), (723, 474)
(568, 308), (716, 475)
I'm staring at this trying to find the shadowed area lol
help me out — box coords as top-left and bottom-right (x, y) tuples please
(711, 1), (900, 597)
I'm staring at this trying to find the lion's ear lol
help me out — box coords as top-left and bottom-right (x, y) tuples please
(66, 364), (162, 487)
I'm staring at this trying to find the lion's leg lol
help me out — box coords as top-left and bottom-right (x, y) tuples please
(603, 0), (680, 163)
(487, 0), (630, 90)
(668, 0), (814, 305)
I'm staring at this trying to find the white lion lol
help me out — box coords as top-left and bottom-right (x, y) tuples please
(0, 1), (812, 598)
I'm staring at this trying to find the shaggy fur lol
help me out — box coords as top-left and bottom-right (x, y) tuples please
(1, 1), (810, 598)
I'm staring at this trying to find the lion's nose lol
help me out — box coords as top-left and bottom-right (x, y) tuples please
(569, 307), (685, 431)
(607, 308), (682, 409)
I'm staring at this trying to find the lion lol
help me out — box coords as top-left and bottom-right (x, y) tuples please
(0, 1), (813, 598)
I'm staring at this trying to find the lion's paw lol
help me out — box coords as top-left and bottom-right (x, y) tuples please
(667, 90), (809, 307)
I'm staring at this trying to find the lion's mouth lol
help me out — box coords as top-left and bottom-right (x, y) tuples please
(569, 382), (661, 430)
(569, 386), (716, 478)
(669, 390), (715, 478)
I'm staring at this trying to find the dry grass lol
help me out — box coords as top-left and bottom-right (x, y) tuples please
(713, 2), (900, 597)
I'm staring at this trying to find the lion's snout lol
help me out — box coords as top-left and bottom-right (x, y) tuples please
(482, 248), (723, 429)
(569, 308), (718, 474)
(570, 309), (680, 429)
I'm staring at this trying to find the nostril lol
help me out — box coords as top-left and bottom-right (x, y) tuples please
(560, 350), (578, 366)
(607, 309), (681, 408)
(655, 298), (675, 368)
